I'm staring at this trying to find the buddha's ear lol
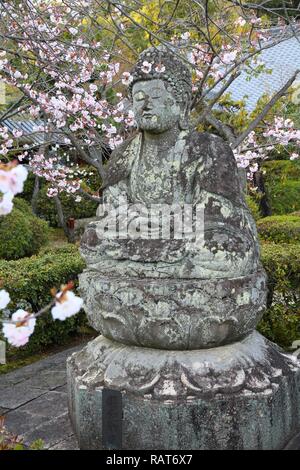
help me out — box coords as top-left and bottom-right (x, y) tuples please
(179, 92), (190, 130)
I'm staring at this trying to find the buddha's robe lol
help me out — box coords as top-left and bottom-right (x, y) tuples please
(81, 131), (261, 279)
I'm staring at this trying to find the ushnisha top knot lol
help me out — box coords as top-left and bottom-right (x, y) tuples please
(129, 45), (192, 104)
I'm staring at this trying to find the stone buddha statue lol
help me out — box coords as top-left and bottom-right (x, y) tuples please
(79, 46), (267, 349)
(68, 47), (300, 451)
(82, 46), (261, 280)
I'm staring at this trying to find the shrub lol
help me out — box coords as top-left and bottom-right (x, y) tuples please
(245, 194), (261, 221)
(13, 197), (32, 214)
(20, 172), (35, 203)
(0, 201), (49, 260)
(0, 245), (87, 352)
(36, 185), (98, 227)
(264, 180), (300, 215)
(258, 303), (299, 348)
(261, 242), (300, 305)
(262, 159), (300, 182)
(257, 242), (300, 347)
(257, 214), (300, 243)
(261, 160), (300, 215)
(0, 245), (85, 310)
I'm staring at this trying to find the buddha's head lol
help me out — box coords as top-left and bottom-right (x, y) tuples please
(129, 46), (192, 134)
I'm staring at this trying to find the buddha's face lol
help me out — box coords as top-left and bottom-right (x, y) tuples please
(132, 79), (182, 134)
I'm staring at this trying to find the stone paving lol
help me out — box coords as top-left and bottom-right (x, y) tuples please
(0, 345), (82, 450)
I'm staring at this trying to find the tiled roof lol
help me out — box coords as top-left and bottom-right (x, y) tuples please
(2, 119), (64, 145)
(226, 30), (300, 111)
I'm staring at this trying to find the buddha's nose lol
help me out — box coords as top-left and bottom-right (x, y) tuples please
(141, 96), (152, 112)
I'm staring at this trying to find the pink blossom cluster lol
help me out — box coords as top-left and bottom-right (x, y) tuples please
(263, 117), (300, 150)
(234, 117), (300, 179)
(234, 131), (262, 179)
(0, 161), (28, 215)
(29, 154), (81, 197)
(183, 15), (271, 92)
(0, 2), (137, 197)
(2, 309), (36, 347)
(1, 285), (83, 348)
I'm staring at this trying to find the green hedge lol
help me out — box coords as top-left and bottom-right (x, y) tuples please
(245, 195), (261, 221)
(258, 242), (300, 347)
(258, 303), (299, 348)
(257, 214), (300, 243)
(0, 199), (49, 260)
(261, 160), (300, 215)
(261, 242), (300, 303)
(0, 245), (85, 310)
(262, 160), (300, 181)
(265, 180), (300, 215)
(0, 245), (87, 352)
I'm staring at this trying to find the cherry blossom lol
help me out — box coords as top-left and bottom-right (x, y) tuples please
(221, 51), (237, 65)
(108, 136), (124, 150)
(6, 165), (28, 196)
(155, 64), (166, 73)
(51, 291), (83, 321)
(125, 110), (135, 127)
(122, 72), (133, 86)
(141, 61), (152, 74)
(0, 191), (13, 215)
(12, 129), (23, 139)
(181, 32), (190, 40)
(47, 187), (59, 198)
(235, 17), (246, 27)
(0, 163), (27, 196)
(29, 154), (80, 197)
(233, 112), (300, 178)
(0, 290), (10, 310)
(2, 310), (36, 347)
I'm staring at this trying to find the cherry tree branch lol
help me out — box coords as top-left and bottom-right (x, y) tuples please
(233, 69), (300, 148)
(1, 300), (54, 325)
(77, 187), (102, 204)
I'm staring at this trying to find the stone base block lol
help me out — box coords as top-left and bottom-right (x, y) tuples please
(67, 332), (300, 450)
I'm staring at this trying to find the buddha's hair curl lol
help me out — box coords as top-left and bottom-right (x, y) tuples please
(129, 46), (192, 105)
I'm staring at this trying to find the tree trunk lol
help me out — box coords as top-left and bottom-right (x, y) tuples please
(31, 175), (40, 215)
(53, 195), (74, 242)
(253, 170), (272, 217)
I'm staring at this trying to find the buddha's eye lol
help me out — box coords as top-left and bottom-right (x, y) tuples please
(134, 92), (145, 101)
(164, 97), (175, 105)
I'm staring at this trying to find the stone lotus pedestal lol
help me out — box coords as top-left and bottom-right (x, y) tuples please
(67, 270), (300, 450)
